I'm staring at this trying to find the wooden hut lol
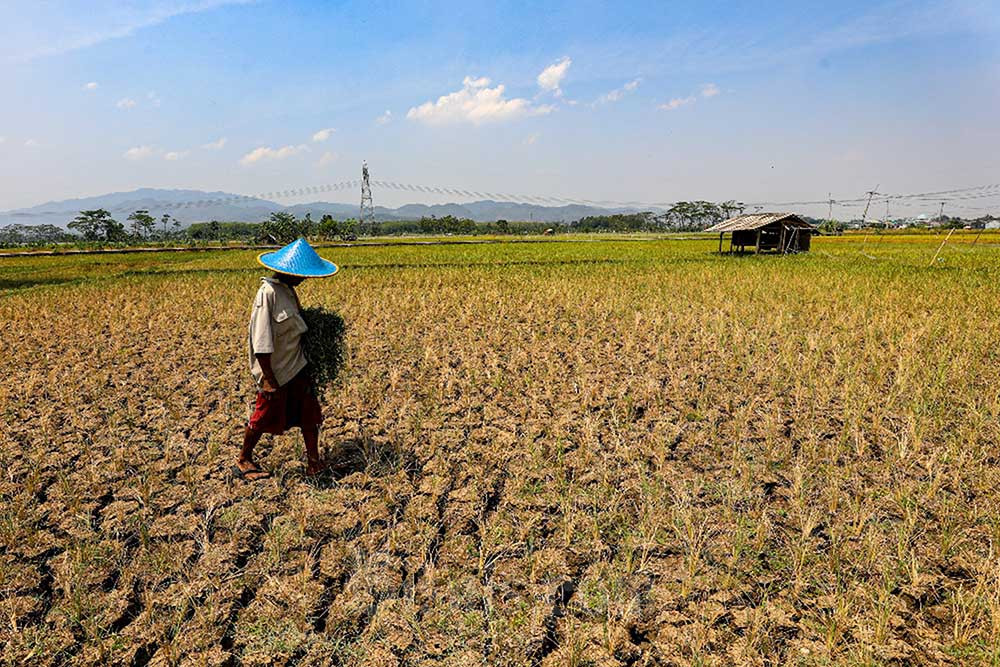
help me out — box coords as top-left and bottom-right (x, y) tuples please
(706, 212), (816, 254)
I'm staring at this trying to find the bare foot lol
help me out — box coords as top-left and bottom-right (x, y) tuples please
(233, 459), (271, 481)
(305, 460), (329, 477)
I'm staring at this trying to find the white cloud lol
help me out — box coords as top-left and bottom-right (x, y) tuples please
(537, 57), (571, 96)
(239, 144), (308, 166)
(164, 150), (188, 161)
(407, 76), (554, 126)
(656, 83), (720, 112)
(312, 127), (335, 142)
(84, 81), (98, 90)
(116, 97), (136, 109)
(658, 96), (696, 111)
(596, 78), (641, 104)
(24, 139), (38, 147)
(524, 133), (540, 146)
(318, 151), (337, 167)
(375, 110), (392, 125)
(147, 91), (162, 107)
(202, 137), (227, 150)
(599, 90), (625, 104)
(124, 145), (154, 160)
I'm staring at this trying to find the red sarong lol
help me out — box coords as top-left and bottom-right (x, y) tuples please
(248, 368), (323, 434)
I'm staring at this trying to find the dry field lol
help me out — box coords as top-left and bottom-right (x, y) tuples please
(3, 233), (1000, 665)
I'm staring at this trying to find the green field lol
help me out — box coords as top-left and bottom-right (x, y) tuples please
(3, 233), (1000, 665)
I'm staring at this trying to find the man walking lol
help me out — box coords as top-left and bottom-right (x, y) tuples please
(235, 238), (338, 480)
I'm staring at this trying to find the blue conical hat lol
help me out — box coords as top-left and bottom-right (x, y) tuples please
(257, 238), (338, 277)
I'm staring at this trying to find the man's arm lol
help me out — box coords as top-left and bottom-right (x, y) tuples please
(256, 353), (279, 394)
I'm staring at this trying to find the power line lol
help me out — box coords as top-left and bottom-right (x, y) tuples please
(3, 178), (999, 221)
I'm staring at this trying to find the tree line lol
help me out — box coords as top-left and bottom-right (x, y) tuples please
(63, 209), (183, 242)
(4, 201), (992, 248)
(1, 200), (747, 247)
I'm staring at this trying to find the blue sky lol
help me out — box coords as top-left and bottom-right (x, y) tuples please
(1, 0), (998, 217)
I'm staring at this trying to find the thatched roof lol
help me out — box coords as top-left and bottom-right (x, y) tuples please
(705, 212), (814, 233)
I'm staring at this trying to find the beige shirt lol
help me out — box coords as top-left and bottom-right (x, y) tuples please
(248, 278), (308, 388)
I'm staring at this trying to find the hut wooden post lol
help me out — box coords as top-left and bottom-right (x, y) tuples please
(718, 233), (724, 253)
(755, 230), (762, 254)
(779, 226), (787, 254)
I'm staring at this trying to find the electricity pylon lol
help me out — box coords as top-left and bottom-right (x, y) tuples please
(360, 161), (375, 234)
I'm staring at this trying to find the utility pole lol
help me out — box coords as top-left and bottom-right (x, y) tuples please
(931, 201), (945, 234)
(360, 161), (375, 235)
(860, 185), (879, 226)
(827, 193), (837, 234)
(859, 185), (879, 255)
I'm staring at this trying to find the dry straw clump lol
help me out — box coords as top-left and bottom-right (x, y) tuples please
(2, 234), (1000, 665)
(300, 306), (347, 390)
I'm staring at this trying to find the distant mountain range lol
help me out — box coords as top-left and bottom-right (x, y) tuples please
(0, 188), (641, 227)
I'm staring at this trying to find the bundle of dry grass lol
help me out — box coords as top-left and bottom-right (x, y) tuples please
(300, 306), (346, 390)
